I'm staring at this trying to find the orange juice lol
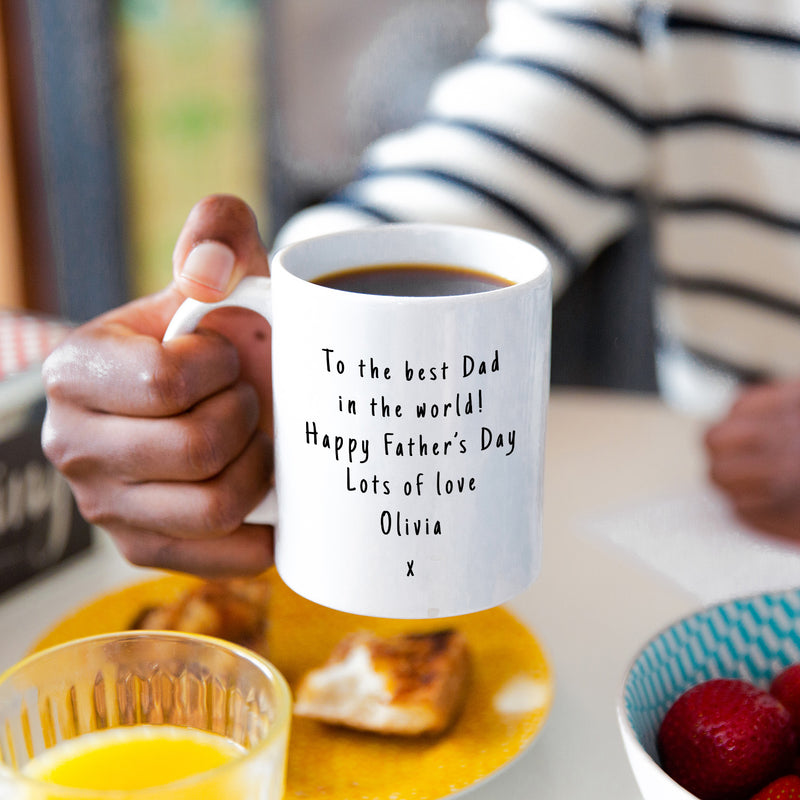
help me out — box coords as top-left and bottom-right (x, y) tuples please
(23, 725), (245, 796)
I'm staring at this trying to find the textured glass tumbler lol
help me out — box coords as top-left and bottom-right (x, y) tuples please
(0, 631), (291, 799)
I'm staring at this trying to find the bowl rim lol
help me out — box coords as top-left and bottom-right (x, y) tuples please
(615, 585), (800, 795)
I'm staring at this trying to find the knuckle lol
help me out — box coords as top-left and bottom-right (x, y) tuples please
(707, 463), (729, 490)
(183, 423), (230, 479)
(703, 427), (720, 452)
(113, 537), (160, 570)
(196, 485), (244, 535)
(40, 417), (68, 469)
(72, 488), (113, 528)
(137, 350), (193, 413)
(41, 342), (78, 402)
(41, 327), (104, 402)
(41, 416), (90, 477)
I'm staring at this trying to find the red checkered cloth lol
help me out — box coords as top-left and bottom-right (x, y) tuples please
(0, 310), (72, 382)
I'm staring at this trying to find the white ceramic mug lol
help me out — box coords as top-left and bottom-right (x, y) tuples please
(164, 224), (551, 618)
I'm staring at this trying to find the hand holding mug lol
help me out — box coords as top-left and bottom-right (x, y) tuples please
(164, 221), (552, 618)
(41, 196), (276, 577)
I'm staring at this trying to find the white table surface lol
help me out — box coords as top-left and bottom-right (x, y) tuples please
(0, 389), (708, 798)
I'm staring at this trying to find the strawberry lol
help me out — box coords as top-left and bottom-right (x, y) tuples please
(771, 665), (800, 737)
(657, 678), (795, 800)
(750, 775), (800, 800)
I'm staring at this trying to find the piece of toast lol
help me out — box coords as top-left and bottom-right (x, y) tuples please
(131, 576), (270, 656)
(294, 629), (470, 735)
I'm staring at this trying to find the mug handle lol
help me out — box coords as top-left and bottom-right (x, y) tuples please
(163, 276), (277, 526)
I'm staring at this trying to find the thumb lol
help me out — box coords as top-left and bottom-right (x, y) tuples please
(172, 194), (270, 303)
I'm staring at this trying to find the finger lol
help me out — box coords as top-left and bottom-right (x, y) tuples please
(110, 525), (274, 578)
(705, 410), (800, 461)
(722, 480), (790, 514)
(728, 379), (800, 415)
(709, 450), (800, 504)
(709, 451), (775, 491)
(173, 195), (270, 302)
(73, 433), (273, 539)
(85, 284), (191, 339)
(43, 381), (260, 483)
(704, 418), (765, 455)
(43, 321), (241, 417)
(733, 506), (800, 543)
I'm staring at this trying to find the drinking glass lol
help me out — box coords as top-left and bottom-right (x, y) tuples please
(0, 631), (291, 799)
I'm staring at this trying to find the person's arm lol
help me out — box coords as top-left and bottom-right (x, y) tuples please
(275, 0), (650, 298)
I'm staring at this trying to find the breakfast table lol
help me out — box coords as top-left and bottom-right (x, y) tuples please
(0, 388), (783, 799)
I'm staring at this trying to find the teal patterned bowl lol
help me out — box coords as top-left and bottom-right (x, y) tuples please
(617, 589), (800, 799)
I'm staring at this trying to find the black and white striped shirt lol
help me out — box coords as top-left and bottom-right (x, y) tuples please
(275, 0), (800, 416)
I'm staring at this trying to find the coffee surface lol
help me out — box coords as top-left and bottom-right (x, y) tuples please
(313, 263), (513, 297)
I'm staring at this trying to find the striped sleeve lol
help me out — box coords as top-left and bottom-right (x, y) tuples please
(273, 0), (650, 296)
(646, 0), (800, 403)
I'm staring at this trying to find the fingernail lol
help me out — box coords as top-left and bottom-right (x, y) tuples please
(181, 241), (236, 292)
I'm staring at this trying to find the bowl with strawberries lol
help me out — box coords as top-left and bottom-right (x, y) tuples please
(618, 588), (800, 800)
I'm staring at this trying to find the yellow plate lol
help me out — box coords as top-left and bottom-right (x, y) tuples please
(33, 570), (554, 800)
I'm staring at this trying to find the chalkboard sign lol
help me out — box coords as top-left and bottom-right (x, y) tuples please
(0, 396), (92, 595)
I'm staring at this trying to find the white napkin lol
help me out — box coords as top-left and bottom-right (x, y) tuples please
(579, 486), (800, 604)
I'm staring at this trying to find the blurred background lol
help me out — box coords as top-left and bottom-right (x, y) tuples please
(0, 0), (656, 392)
(0, 0), (486, 317)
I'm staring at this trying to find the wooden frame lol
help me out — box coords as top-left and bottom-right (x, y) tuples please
(1, 0), (130, 321)
(0, 3), (24, 308)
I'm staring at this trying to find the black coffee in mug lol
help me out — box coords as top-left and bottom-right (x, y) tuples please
(312, 263), (514, 297)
